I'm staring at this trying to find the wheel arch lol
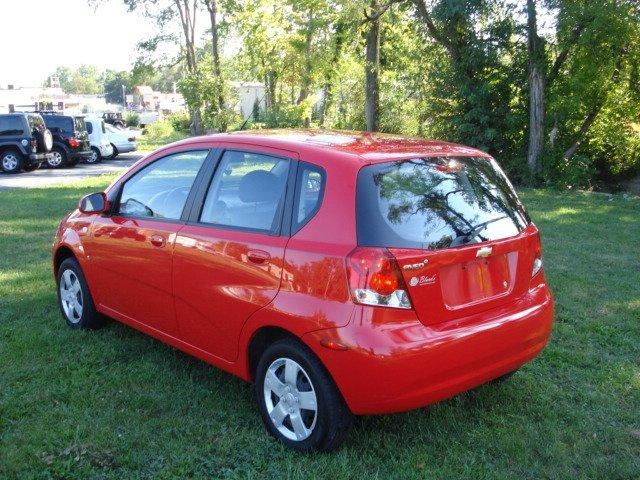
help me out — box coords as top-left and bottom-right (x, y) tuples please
(53, 245), (77, 277)
(246, 326), (300, 382)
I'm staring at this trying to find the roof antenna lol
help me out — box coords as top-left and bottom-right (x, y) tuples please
(238, 92), (267, 131)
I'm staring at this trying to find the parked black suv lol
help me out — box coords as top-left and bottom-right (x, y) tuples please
(39, 113), (92, 168)
(0, 113), (53, 173)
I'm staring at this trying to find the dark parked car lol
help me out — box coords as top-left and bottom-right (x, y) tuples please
(39, 113), (92, 168)
(0, 113), (53, 173)
(102, 112), (126, 129)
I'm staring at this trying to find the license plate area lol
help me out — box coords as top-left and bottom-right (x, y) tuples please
(440, 252), (517, 309)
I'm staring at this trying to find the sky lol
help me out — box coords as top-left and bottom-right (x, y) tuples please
(0, 0), (163, 86)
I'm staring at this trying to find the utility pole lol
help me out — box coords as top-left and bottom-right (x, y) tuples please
(122, 84), (126, 110)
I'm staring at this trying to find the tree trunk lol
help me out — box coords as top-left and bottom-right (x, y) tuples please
(562, 104), (602, 161)
(205, 0), (224, 113)
(526, 0), (545, 174)
(319, 21), (346, 125)
(365, 0), (380, 132)
(296, 10), (315, 105)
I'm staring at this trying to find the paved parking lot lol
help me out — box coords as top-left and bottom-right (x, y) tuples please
(0, 153), (144, 189)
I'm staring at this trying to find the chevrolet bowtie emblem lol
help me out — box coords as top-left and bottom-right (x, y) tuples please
(476, 246), (493, 258)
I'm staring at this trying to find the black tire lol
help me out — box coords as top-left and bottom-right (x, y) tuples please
(87, 146), (102, 164)
(0, 148), (24, 173)
(254, 338), (353, 452)
(109, 144), (119, 159)
(47, 147), (67, 169)
(56, 258), (104, 330)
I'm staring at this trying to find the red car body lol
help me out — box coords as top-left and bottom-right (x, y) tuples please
(53, 130), (553, 416)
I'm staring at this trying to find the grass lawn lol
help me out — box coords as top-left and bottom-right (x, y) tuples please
(1, 179), (638, 479)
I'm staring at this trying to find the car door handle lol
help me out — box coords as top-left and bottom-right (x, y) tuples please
(247, 249), (270, 264)
(149, 234), (166, 247)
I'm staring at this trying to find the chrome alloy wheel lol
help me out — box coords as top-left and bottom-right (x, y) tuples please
(88, 149), (98, 163)
(59, 269), (83, 323)
(2, 153), (19, 171)
(48, 150), (63, 167)
(263, 358), (318, 441)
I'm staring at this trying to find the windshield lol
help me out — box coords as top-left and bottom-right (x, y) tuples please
(357, 157), (529, 250)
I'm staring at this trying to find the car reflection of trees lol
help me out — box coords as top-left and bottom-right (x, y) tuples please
(280, 256), (348, 302)
(374, 157), (528, 249)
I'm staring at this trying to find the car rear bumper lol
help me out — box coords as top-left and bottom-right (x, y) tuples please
(69, 150), (92, 162)
(28, 152), (53, 164)
(304, 283), (554, 415)
(114, 142), (137, 153)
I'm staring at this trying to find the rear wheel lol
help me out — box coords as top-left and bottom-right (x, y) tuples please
(87, 147), (102, 164)
(46, 147), (66, 168)
(254, 338), (353, 451)
(57, 258), (104, 329)
(1, 149), (24, 173)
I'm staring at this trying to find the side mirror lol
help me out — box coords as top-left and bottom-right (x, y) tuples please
(79, 192), (109, 214)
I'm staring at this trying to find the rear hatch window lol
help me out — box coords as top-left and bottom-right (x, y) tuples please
(357, 157), (529, 249)
(357, 157), (536, 325)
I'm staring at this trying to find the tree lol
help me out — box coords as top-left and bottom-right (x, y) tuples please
(526, 0), (544, 174)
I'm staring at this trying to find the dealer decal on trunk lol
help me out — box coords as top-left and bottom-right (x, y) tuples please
(409, 274), (437, 287)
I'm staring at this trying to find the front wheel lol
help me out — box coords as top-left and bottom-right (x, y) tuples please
(57, 258), (104, 329)
(87, 147), (102, 164)
(254, 338), (353, 452)
(1, 149), (24, 173)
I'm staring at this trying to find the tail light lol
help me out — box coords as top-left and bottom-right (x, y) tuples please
(532, 257), (543, 277)
(68, 137), (81, 148)
(347, 247), (412, 309)
(532, 233), (543, 277)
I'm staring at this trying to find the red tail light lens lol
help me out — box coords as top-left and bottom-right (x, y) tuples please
(68, 137), (81, 148)
(347, 247), (412, 309)
(531, 232), (544, 278)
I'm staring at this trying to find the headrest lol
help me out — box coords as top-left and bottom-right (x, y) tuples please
(238, 170), (280, 203)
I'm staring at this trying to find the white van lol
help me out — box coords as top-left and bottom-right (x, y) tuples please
(84, 117), (114, 163)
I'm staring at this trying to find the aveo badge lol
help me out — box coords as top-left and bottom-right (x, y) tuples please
(409, 275), (436, 287)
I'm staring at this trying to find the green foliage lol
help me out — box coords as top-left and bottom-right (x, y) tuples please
(124, 112), (140, 128)
(167, 111), (191, 132)
(50, 65), (103, 95)
(178, 56), (240, 132)
(138, 119), (188, 150)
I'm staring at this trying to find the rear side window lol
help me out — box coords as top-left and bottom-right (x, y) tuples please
(199, 150), (290, 233)
(86, 121), (93, 134)
(43, 116), (73, 133)
(357, 157), (529, 250)
(0, 116), (24, 136)
(293, 162), (325, 232)
(118, 150), (208, 220)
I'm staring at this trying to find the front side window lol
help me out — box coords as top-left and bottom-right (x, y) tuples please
(118, 150), (208, 220)
(0, 116), (25, 136)
(200, 150), (290, 233)
(357, 157), (529, 250)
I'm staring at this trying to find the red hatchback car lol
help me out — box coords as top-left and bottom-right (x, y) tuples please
(53, 130), (553, 451)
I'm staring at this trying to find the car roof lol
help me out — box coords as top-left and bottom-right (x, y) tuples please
(169, 129), (491, 165)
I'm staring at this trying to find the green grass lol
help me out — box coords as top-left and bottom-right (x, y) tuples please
(1, 180), (638, 479)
